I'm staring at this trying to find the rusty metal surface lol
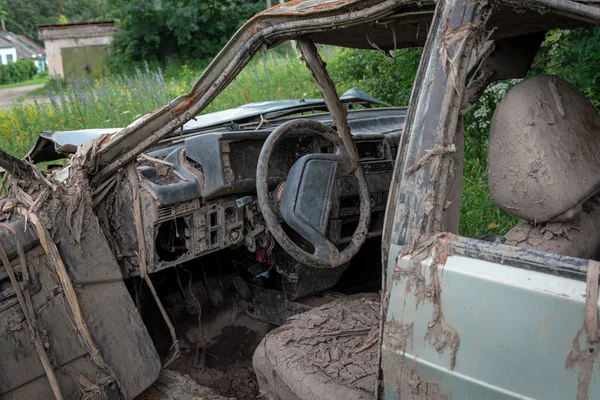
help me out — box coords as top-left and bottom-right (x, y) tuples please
(503, 0), (600, 22)
(380, 0), (487, 397)
(254, 0), (359, 15)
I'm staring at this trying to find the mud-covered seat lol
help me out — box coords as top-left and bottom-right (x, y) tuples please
(253, 294), (380, 400)
(488, 74), (600, 223)
(489, 75), (600, 258)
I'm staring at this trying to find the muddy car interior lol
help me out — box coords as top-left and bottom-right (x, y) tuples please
(1, 0), (600, 399)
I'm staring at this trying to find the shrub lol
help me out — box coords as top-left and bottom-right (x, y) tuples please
(106, 0), (263, 70)
(0, 59), (38, 85)
(328, 47), (422, 106)
(533, 27), (600, 108)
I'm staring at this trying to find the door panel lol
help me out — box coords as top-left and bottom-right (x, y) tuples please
(382, 243), (598, 399)
(62, 45), (108, 80)
(0, 214), (160, 399)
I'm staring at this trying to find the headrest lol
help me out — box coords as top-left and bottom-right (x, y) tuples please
(488, 75), (600, 222)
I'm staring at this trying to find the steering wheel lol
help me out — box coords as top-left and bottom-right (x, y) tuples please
(256, 119), (370, 268)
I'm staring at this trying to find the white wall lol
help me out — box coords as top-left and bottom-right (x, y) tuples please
(0, 47), (17, 65)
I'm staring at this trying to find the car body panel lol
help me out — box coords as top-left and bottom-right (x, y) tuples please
(0, 215), (160, 399)
(383, 241), (599, 399)
(381, 0), (600, 399)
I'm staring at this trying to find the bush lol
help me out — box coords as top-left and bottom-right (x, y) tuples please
(106, 0), (263, 70)
(531, 27), (600, 107)
(328, 47), (422, 105)
(327, 47), (518, 236)
(0, 59), (38, 85)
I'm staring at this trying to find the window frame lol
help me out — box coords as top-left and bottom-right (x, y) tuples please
(382, 0), (600, 281)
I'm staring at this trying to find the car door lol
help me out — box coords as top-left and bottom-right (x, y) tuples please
(380, 0), (600, 399)
(0, 214), (160, 399)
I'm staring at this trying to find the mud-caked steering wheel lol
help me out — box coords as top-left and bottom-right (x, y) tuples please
(256, 119), (370, 268)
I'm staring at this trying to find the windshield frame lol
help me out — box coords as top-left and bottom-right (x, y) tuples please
(88, 0), (600, 190)
(90, 0), (436, 187)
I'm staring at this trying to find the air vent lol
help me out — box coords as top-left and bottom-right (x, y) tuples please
(158, 200), (200, 222)
(175, 200), (199, 215)
(356, 140), (384, 160)
(363, 161), (393, 174)
(158, 206), (174, 221)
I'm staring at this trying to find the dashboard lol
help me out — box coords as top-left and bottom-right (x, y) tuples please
(117, 108), (406, 277)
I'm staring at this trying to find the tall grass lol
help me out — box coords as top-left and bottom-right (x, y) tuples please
(0, 66), (171, 157)
(0, 49), (326, 157)
(202, 50), (326, 113)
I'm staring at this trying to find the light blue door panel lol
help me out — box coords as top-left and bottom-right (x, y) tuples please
(382, 246), (599, 399)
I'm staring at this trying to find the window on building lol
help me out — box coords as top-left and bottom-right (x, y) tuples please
(6, 54), (13, 63)
(0, 55), (3, 65)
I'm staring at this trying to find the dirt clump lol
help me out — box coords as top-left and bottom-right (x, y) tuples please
(173, 325), (263, 399)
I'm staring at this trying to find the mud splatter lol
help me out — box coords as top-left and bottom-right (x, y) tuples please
(391, 233), (460, 370)
(565, 328), (600, 400)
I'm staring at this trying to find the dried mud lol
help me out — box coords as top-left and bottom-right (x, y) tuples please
(254, 294), (380, 398)
(565, 328), (600, 400)
(159, 288), (273, 400)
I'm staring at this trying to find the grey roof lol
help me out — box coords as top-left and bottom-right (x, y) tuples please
(0, 37), (14, 49)
(1, 33), (45, 59)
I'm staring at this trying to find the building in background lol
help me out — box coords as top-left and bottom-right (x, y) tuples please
(0, 37), (17, 65)
(0, 31), (47, 72)
(38, 21), (117, 80)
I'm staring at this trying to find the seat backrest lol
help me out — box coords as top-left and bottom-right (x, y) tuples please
(488, 74), (600, 222)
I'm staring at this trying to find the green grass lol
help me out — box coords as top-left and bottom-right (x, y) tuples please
(0, 47), (514, 238)
(21, 85), (49, 98)
(459, 135), (519, 237)
(0, 49), (327, 157)
(0, 75), (50, 89)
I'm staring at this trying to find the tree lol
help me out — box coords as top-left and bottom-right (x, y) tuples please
(106, 0), (263, 66)
(0, 0), (63, 38)
(533, 27), (600, 108)
(63, 0), (111, 23)
(0, 0), (109, 39)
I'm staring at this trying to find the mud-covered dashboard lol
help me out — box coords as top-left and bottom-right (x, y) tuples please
(120, 108), (406, 277)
